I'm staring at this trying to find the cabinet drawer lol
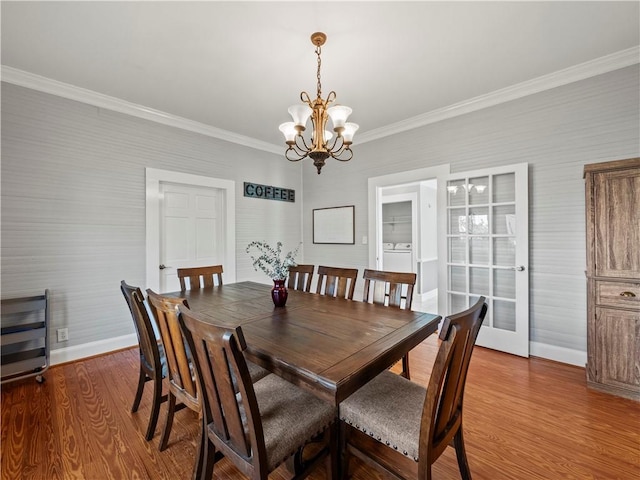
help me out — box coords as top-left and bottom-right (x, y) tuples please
(596, 281), (640, 309)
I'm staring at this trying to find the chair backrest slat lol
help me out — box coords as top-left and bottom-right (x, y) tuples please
(146, 290), (198, 404)
(316, 266), (358, 300)
(208, 332), (251, 455)
(177, 265), (223, 290)
(362, 269), (416, 309)
(287, 264), (314, 292)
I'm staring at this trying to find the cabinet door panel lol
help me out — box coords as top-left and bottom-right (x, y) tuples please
(593, 168), (640, 278)
(595, 307), (640, 390)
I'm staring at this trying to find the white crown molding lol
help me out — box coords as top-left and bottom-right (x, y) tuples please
(3, 45), (638, 150)
(0, 66), (282, 155)
(356, 45), (640, 145)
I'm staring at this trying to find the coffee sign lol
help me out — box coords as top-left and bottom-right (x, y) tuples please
(244, 182), (295, 203)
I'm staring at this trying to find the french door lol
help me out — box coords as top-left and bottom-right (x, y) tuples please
(438, 163), (529, 357)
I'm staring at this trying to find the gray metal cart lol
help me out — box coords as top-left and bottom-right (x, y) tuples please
(1, 289), (50, 384)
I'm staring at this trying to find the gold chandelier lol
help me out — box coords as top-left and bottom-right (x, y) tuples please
(279, 32), (358, 175)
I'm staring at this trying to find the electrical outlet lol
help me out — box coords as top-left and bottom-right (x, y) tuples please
(57, 328), (69, 342)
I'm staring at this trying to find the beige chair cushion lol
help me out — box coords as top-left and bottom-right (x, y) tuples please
(247, 360), (269, 383)
(253, 374), (335, 470)
(340, 370), (426, 461)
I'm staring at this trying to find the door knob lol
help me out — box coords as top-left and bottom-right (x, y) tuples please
(159, 264), (171, 270)
(513, 266), (525, 271)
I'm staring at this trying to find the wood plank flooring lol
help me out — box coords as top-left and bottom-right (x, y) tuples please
(2, 337), (639, 479)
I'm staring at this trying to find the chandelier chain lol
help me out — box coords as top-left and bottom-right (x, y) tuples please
(316, 45), (322, 99)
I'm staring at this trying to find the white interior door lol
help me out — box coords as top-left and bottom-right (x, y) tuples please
(438, 163), (529, 357)
(159, 183), (224, 292)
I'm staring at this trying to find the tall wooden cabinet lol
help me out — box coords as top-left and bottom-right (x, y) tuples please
(584, 158), (640, 401)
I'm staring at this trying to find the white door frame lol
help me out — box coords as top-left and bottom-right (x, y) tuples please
(368, 165), (450, 270)
(145, 168), (236, 291)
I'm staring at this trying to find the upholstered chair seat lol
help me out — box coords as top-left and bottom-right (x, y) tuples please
(251, 374), (335, 471)
(340, 370), (425, 461)
(247, 361), (270, 384)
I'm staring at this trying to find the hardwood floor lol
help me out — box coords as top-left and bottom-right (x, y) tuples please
(2, 337), (639, 479)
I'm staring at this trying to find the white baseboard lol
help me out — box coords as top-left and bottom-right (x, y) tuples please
(529, 341), (587, 367)
(50, 334), (137, 366)
(419, 288), (438, 302)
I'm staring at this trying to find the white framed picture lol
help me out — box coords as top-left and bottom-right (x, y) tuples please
(312, 205), (355, 244)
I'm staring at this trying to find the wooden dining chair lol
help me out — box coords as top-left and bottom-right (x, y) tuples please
(287, 264), (314, 292)
(362, 269), (417, 379)
(146, 289), (269, 474)
(177, 304), (337, 480)
(315, 266), (358, 300)
(145, 289), (205, 479)
(120, 281), (167, 441)
(177, 265), (223, 290)
(339, 297), (488, 480)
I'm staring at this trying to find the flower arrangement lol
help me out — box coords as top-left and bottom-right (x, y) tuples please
(246, 241), (300, 281)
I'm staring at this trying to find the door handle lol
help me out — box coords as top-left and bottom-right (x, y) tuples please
(512, 266), (525, 271)
(159, 264), (171, 270)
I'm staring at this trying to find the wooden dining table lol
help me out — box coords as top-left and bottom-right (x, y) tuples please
(166, 281), (441, 405)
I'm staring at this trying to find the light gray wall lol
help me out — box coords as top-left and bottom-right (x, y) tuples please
(1, 83), (303, 351)
(2, 64), (638, 363)
(302, 65), (640, 356)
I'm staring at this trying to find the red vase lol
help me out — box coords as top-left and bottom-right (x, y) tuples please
(271, 279), (288, 307)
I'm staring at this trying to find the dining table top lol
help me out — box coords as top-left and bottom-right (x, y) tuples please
(167, 281), (441, 404)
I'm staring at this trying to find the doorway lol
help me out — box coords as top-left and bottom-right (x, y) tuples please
(145, 168), (236, 292)
(368, 165), (450, 312)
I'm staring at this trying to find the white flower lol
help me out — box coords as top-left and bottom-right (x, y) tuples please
(246, 241), (300, 281)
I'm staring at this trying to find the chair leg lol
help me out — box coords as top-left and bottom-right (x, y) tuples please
(159, 392), (176, 451)
(339, 421), (349, 479)
(401, 353), (411, 380)
(192, 415), (205, 480)
(200, 435), (216, 480)
(132, 366), (146, 413)
(453, 428), (472, 480)
(144, 375), (164, 441)
(329, 422), (339, 480)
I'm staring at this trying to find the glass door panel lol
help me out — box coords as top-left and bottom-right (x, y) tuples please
(439, 164), (529, 357)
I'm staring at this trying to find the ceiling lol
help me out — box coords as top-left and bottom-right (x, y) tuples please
(2, 2), (639, 151)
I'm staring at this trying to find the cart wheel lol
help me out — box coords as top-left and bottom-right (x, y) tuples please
(36, 375), (45, 384)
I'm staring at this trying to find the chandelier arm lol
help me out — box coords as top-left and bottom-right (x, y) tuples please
(291, 140), (310, 157)
(325, 91), (337, 106)
(300, 91), (312, 106)
(294, 134), (311, 152)
(326, 134), (343, 153)
(331, 146), (354, 162)
(285, 147), (308, 162)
